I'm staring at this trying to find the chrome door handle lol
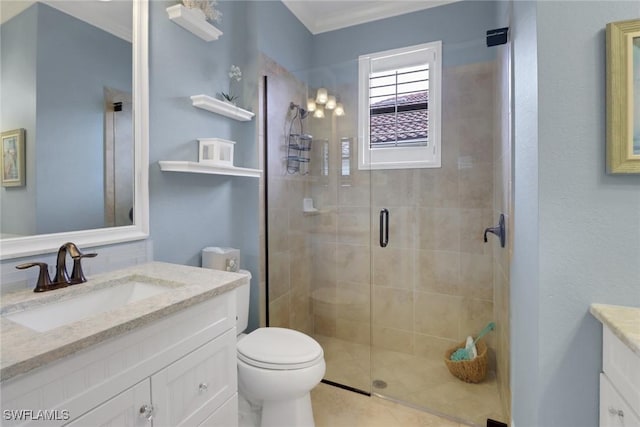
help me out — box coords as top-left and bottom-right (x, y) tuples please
(379, 209), (389, 248)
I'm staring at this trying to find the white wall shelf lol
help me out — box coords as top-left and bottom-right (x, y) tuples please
(191, 95), (255, 121)
(159, 161), (262, 178)
(166, 5), (222, 41)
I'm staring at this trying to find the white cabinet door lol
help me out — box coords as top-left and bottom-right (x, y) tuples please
(151, 329), (237, 427)
(66, 380), (151, 427)
(600, 373), (640, 427)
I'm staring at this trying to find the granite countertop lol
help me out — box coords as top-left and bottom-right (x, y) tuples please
(590, 303), (640, 356)
(0, 262), (249, 382)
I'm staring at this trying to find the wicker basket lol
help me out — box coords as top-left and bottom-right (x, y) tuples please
(444, 339), (488, 383)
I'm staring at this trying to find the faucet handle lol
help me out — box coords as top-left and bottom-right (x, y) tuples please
(16, 262), (61, 293)
(69, 252), (97, 284)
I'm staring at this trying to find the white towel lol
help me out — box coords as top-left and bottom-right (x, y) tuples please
(465, 336), (478, 360)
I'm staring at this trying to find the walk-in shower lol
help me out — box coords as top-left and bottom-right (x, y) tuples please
(261, 2), (512, 425)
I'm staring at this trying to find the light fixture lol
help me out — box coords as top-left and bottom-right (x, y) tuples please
(325, 96), (336, 110)
(313, 105), (325, 118)
(307, 98), (316, 112)
(316, 88), (328, 105)
(334, 103), (345, 117)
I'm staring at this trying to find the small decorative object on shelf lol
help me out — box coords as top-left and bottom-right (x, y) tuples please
(182, 0), (222, 23)
(166, 2), (222, 41)
(219, 65), (242, 105)
(198, 138), (235, 166)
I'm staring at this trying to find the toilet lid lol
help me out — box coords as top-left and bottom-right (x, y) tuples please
(237, 327), (324, 370)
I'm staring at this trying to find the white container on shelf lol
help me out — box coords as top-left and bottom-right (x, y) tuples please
(199, 138), (235, 166)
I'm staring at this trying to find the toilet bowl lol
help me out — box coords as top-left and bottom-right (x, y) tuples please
(234, 282), (325, 427)
(237, 328), (325, 427)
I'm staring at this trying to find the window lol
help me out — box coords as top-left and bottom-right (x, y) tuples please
(358, 41), (442, 170)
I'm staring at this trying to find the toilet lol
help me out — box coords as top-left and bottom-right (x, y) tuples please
(235, 282), (325, 427)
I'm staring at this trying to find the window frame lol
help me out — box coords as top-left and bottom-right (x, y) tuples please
(358, 41), (442, 170)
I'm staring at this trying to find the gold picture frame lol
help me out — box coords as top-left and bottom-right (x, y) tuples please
(1, 128), (26, 187)
(606, 19), (640, 174)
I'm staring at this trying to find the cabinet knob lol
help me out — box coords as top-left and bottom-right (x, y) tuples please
(139, 404), (154, 422)
(608, 406), (624, 417)
(199, 382), (208, 393)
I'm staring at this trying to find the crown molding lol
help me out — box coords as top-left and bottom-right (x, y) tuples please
(282, 1), (459, 35)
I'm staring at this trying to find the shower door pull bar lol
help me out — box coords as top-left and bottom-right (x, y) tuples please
(379, 209), (389, 248)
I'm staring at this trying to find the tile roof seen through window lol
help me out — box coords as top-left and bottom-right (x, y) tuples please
(370, 90), (429, 145)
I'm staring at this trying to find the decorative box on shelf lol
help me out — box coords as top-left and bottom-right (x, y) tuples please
(199, 138), (235, 166)
(166, 4), (222, 41)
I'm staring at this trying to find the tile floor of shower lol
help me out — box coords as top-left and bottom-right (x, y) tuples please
(314, 334), (504, 426)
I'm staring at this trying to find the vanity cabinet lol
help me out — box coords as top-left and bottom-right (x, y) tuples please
(599, 326), (640, 427)
(1, 290), (239, 427)
(150, 329), (236, 426)
(66, 380), (150, 427)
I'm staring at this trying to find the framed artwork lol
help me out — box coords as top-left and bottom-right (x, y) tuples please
(606, 19), (640, 174)
(1, 128), (26, 187)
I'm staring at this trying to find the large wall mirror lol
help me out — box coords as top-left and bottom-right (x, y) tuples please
(0, 0), (148, 259)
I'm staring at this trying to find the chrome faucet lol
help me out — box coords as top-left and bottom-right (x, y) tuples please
(16, 242), (98, 292)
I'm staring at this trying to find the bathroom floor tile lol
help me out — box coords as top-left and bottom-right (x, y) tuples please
(314, 334), (505, 426)
(311, 382), (463, 427)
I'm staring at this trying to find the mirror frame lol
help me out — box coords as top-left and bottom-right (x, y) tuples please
(0, 0), (149, 260)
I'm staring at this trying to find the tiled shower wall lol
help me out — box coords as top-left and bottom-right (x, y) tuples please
(263, 57), (503, 372)
(307, 60), (498, 364)
(262, 56), (314, 335)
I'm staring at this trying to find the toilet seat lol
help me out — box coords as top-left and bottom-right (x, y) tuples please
(237, 327), (324, 370)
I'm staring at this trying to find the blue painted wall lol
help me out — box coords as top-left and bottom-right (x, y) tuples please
(148, 0), (313, 330)
(308, 0), (498, 105)
(0, 5), (38, 236)
(312, 0), (497, 71)
(512, 1), (640, 426)
(35, 3), (132, 234)
(252, 1), (313, 77)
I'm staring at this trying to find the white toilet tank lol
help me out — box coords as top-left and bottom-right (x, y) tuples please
(236, 282), (250, 334)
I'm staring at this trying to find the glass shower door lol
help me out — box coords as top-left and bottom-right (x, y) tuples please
(367, 52), (505, 426)
(305, 121), (373, 395)
(263, 61), (373, 395)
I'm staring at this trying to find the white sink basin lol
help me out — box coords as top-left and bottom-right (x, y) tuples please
(5, 281), (169, 332)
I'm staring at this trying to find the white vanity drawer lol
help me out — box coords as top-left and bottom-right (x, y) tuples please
(600, 373), (640, 427)
(603, 327), (640, 417)
(150, 328), (237, 427)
